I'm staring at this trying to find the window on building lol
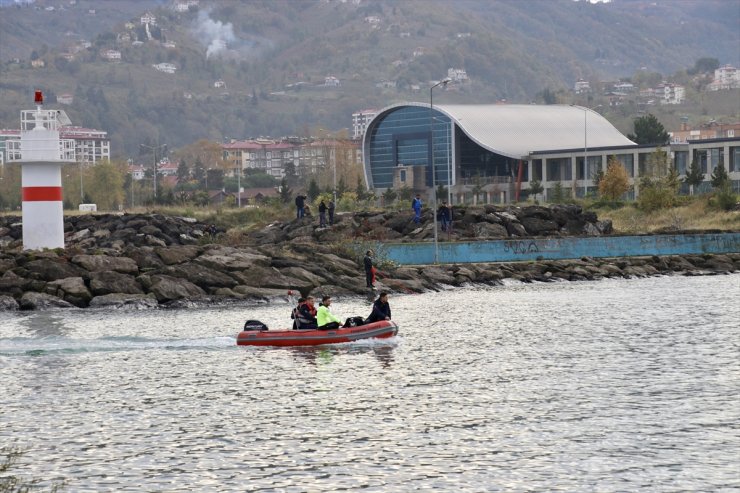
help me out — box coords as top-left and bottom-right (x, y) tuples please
(615, 154), (634, 177)
(674, 151), (689, 175)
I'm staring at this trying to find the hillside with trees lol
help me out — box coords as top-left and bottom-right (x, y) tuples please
(0, 0), (737, 158)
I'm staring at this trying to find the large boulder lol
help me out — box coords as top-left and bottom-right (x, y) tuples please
(24, 259), (87, 281)
(45, 277), (92, 307)
(161, 263), (238, 289)
(89, 270), (144, 295)
(155, 245), (202, 265)
(20, 292), (75, 310)
(71, 255), (139, 274)
(473, 222), (509, 238)
(88, 293), (159, 309)
(195, 247), (271, 271)
(520, 217), (559, 236)
(0, 295), (19, 311)
(148, 275), (206, 302)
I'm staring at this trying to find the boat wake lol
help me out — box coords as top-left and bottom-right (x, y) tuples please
(0, 335), (235, 356)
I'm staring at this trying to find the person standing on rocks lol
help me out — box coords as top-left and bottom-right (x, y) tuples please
(364, 250), (376, 290)
(412, 194), (423, 224)
(438, 201), (451, 232)
(328, 199), (335, 225)
(318, 200), (328, 227)
(295, 194), (306, 219)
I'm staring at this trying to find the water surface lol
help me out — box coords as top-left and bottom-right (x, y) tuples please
(1, 274), (738, 491)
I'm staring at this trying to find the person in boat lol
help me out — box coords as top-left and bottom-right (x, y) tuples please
(295, 296), (318, 330)
(364, 250), (376, 290)
(317, 295), (342, 330)
(291, 297), (306, 330)
(365, 291), (391, 323)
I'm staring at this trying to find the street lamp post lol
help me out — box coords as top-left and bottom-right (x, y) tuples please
(582, 104), (602, 196)
(79, 162), (84, 202)
(430, 77), (451, 264)
(140, 142), (167, 201)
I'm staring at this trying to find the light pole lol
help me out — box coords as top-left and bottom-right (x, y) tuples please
(584, 105), (604, 195)
(140, 142), (167, 201)
(79, 161), (84, 202)
(430, 77), (451, 264)
(236, 163), (241, 208)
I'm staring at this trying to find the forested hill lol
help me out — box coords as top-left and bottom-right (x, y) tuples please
(0, 0), (737, 158)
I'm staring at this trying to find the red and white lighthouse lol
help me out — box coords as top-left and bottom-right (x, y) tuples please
(17, 91), (76, 250)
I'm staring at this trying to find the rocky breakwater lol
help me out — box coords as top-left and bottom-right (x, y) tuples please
(0, 206), (738, 311)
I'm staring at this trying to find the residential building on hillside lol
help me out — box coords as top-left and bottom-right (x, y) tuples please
(56, 94), (74, 105)
(222, 138), (361, 179)
(352, 109), (377, 140)
(153, 63), (177, 73)
(448, 68), (469, 83)
(141, 12), (157, 25)
(574, 79), (590, 94)
(31, 59), (45, 68)
(324, 76), (340, 87)
(1, 125), (110, 165)
(657, 83), (685, 104)
(670, 121), (740, 144)
(708, 64), (740, 91)
(102, 49), (121, 61)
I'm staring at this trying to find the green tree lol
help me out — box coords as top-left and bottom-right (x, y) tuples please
(688, 57), (720, 75)
(279, 177), (293, 204)
(550, 182), (567, 203)
(627, 114), (669, 145)
(176, 158), (190, 184)
(637, 147), (679, 212)
(307, 178), (321, 201)
(684, 158), (705, 195)
(88, 161), (125, 210)
(382, 187), (397, 206)
(397, 185), (414, 203)
(710, 163), (729, 189)
(599, 156), (630, 201)
(355, 175), (368, 201)
(527, 179), (544, 201)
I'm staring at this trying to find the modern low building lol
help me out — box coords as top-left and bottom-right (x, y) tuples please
(362, 102), (740, 203)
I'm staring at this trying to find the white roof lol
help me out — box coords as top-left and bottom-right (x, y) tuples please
(378, 103), (635, 158)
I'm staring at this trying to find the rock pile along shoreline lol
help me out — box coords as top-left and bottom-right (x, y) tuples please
(0, 205), (737, 311)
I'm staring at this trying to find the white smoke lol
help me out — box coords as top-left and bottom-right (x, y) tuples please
(192, 9), (236, 59)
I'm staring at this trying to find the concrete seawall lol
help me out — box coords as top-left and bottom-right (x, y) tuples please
(383, 233), (740, 265)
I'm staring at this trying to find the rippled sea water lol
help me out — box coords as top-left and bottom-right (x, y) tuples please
(1, 274), (739, 492)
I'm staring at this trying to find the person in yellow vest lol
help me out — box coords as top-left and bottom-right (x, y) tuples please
(317, 295), (342, 330)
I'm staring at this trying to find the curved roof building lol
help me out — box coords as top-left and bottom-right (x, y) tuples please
(362, 102), (638, 202)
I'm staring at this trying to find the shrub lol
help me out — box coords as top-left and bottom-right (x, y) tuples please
(599, 157), (630, 201)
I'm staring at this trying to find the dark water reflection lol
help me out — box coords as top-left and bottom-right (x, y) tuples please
(0, 274), (738, 492)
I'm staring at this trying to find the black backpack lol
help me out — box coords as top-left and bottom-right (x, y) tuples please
(343, 316), (365, 327)
(243, 319), (268, 331)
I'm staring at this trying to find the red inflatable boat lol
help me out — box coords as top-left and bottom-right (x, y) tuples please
(236, 320), (399, 347)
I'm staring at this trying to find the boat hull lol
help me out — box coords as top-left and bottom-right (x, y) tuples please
(236, 321), (399, 347)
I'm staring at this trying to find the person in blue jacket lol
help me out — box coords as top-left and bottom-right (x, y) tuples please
(412, 194), (423, 223)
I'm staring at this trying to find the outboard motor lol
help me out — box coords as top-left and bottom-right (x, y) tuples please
(243, 320), (268, 331)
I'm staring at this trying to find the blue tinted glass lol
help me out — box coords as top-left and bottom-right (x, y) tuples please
(368, 106), (450, 188)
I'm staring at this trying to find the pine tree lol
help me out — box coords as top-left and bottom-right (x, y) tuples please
(710, 163), (729, 189)
(683, 159), (705, 195)
(307, 178), (320, 201)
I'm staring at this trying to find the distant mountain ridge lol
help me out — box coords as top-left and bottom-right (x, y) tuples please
(0, 0), (737, 157)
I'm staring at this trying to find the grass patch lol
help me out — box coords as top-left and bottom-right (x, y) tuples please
(591, 197), (740, 234)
